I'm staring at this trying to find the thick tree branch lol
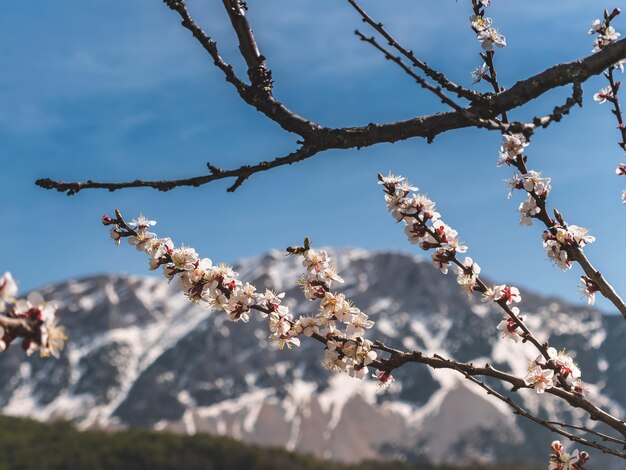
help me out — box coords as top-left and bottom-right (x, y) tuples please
(220, 0), (272, 90)
(164, 0), (319, 137)
(459, 367), (626, 458)
(36, 6), (626, 195)
(375, 341), (626, 441)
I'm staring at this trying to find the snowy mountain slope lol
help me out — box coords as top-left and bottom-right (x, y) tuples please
(0, 249), (624, 466)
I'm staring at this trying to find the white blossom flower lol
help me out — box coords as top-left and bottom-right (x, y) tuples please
(518, 194), (540, 225)
(497, 316), (522, 342)
(567, 225), (595, 246)
(549, 440), (590, 470)
(470, 15), (492, 32)
(604, 25), (621, 41)
(378, 171), (408, 187)
(171, 246), (199, 271)
(548, 347), (581, 382)
(579, 276), (599, 305)
(347, 310), (375, 338)
(373, 370), (395, 390)
(588, 19), (603, 35)
(544, 239), (571, 271)
(593, 86), (613, 104)
(431, 248), (452, 274)
(524, 365), (554, 393)
(493, 285), (521, 304)
(470, 62), (488, 84)
(478, 27), (506, 51)
(500, 133), (529, 159)
(522, 171), (551, 195)
(110, 228), (123, 245)
(454, 257), (481, 290)
(295, 316), (319, 337)
(504, 173), (524, 198)
(39, 319), (67, 358)
(323, 350), (346, 372)
(318, 265), (344, 286)
(128, 214), (156, 232)
(0, 272), (18, 302)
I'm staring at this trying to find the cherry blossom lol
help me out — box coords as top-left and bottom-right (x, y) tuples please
(454, 257), (481, 291)
(496, 309), (524, 342)
(0, 276), (66, 358)
(524, 365), (554, 394)
(593, 86), (613, 104)
(579, 276), (599, 305)
(549, 440), (590, 469)
(470, 15), (492, 32)
(522, 171), (551, 195)
(0, 272), (18, 304)
(477, 27), (506, 51)
(104, 212), (390, 388)
(373, 370), (395, 390)
(470, 62), (488, 84)
(518, 194), (541, 225)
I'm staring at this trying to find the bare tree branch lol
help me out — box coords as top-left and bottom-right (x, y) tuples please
(36, 145), (319, 195)
(346, 0), (482, 103)
(530, 83), (583, 130)
(36, 2), (626, 195)
(458, 366), (626, 458)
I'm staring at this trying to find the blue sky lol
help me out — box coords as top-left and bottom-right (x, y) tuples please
(1, 0), (624, 313)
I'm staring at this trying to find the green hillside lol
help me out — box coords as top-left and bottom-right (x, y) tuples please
(0, 416), (538, 470)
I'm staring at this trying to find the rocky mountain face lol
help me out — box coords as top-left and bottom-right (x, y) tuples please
(0, 249), (624, 467)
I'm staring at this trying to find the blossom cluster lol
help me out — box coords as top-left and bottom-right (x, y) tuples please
(470, 4), (505, 52)
(104, 213), (392, 389)
(548, 440), (589, 470)
(497, 134), (596, 291)
(0, 272), (66, 358)
(524, 347), (585, 395)
(379, 172), (530, 343)
(541, 225), (595, 273)
(379, 172), (586, 394)
(105, 213), (302, 349)
(589, 13), (622, 55)
(469, 0), (504, 83)
(589, 10), (626, 203)
(288, 246), (387, 387)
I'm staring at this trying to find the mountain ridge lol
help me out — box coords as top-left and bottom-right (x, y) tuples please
(0, 248), (623, 467)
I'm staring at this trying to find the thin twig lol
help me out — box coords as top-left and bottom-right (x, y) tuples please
(346, 0), (481, 103)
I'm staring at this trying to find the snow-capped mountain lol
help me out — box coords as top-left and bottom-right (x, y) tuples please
(1, 249), (624, 466)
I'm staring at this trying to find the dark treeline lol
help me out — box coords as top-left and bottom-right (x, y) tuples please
(0, 416), (539, 470)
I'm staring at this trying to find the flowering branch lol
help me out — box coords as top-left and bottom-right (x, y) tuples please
(35, 2), (626, 195)
(498, 133), (626, 318)
(0, 272), (66, 358)
(377, 173), (626, 451)
(590, 8), (626, 204)
(468, 4), (626, 318)
(103, 207), (626, 456)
